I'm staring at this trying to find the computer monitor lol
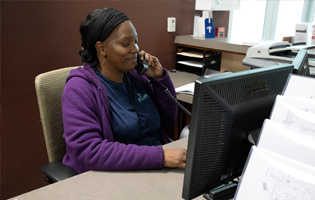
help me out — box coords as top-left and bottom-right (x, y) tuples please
(292, 49), (310, 76)
(182, 64), (294, 200)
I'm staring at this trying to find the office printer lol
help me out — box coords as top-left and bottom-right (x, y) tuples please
(243, 41), (315, 69)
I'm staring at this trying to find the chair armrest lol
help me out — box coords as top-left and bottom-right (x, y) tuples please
(40, 162), (76, 183)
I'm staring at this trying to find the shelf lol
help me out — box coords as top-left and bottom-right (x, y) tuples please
(176, 45), (222, 76)
(177, 51), (211, 58)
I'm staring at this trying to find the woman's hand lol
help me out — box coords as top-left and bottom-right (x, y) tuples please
(138, 50), (164, 79)
(163, 148), (187, 168)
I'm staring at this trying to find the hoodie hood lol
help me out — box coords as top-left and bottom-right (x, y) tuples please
(66, 63), (103, 89)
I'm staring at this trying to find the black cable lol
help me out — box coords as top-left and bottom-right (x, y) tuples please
(147, 74), (192, 117)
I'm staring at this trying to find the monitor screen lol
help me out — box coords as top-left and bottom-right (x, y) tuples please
(182, 64), (294, 200)
(292, 49), (310, 76)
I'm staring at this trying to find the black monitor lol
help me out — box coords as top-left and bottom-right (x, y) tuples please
(292, 49), (310, 76)
(182, 64), (294, 200)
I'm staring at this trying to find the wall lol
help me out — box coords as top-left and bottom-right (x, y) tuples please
(1, 1), (229, 199)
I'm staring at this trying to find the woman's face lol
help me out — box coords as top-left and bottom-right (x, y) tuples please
(103, 20), (139, 73)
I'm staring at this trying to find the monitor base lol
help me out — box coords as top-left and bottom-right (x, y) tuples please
(203, 182), (238, 200)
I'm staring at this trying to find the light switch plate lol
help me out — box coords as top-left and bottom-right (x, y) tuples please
(167, 17), (176, 32)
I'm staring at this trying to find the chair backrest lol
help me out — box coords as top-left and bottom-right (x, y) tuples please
(35, 66), (80, 163)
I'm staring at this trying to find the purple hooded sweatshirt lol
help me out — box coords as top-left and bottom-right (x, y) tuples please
(62, 64), (178, 174)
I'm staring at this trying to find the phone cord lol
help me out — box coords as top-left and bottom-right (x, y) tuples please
(147, 74), (191, 117)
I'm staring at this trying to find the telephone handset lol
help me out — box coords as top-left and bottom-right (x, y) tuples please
(135, 53), (149, 76)
(135, 53), (192, 117)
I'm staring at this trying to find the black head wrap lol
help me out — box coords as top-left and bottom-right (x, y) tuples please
(81, 8), (129, 67)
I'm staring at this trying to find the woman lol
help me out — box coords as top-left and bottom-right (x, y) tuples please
(62, 8), (186, 174)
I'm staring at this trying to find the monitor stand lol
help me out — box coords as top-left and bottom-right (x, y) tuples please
(203, 182), (238, 200)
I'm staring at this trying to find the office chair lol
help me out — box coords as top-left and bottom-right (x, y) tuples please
(35, 66), (80, 183)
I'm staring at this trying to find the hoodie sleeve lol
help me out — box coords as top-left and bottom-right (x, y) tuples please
(62, 76), (164, 173)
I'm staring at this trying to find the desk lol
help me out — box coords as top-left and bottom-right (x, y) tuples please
(9, 138), (206, 200)
(175, 35), (250, 73)
(175, 35), (250, 55)
(175, 35), (315, 74)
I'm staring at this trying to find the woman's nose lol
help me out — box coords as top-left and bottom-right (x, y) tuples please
(131, 43), (139, 53)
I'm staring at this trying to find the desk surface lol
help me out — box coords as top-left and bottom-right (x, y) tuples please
(175, 35), (315, 56)
(175, 35), (250, 55)
(9, 138), (206, 200)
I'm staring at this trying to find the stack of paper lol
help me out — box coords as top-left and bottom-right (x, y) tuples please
(235, 74), (315, 200)
(175, 82), (195, 95)
(177, 60), (203, 68)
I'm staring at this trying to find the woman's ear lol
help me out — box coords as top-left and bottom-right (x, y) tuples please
(95, 41), (107, 57)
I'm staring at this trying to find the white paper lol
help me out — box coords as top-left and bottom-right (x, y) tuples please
(195, 0), (212, 11)
(283, 74), (315, 99)
(257, 119), (315, 167)
(195, 0), (240, 11)
(177, 60), (203, 68)
(270, 96), (315, 136)
(235, 147), (315, 200)
(193, 15), (200, 37)
(236, 74), (315, 200)
(295, 23), (311, 44)
(176, 51), (204, 58)
(198, 17), (205, 38)
(175, 82), (195, 95)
